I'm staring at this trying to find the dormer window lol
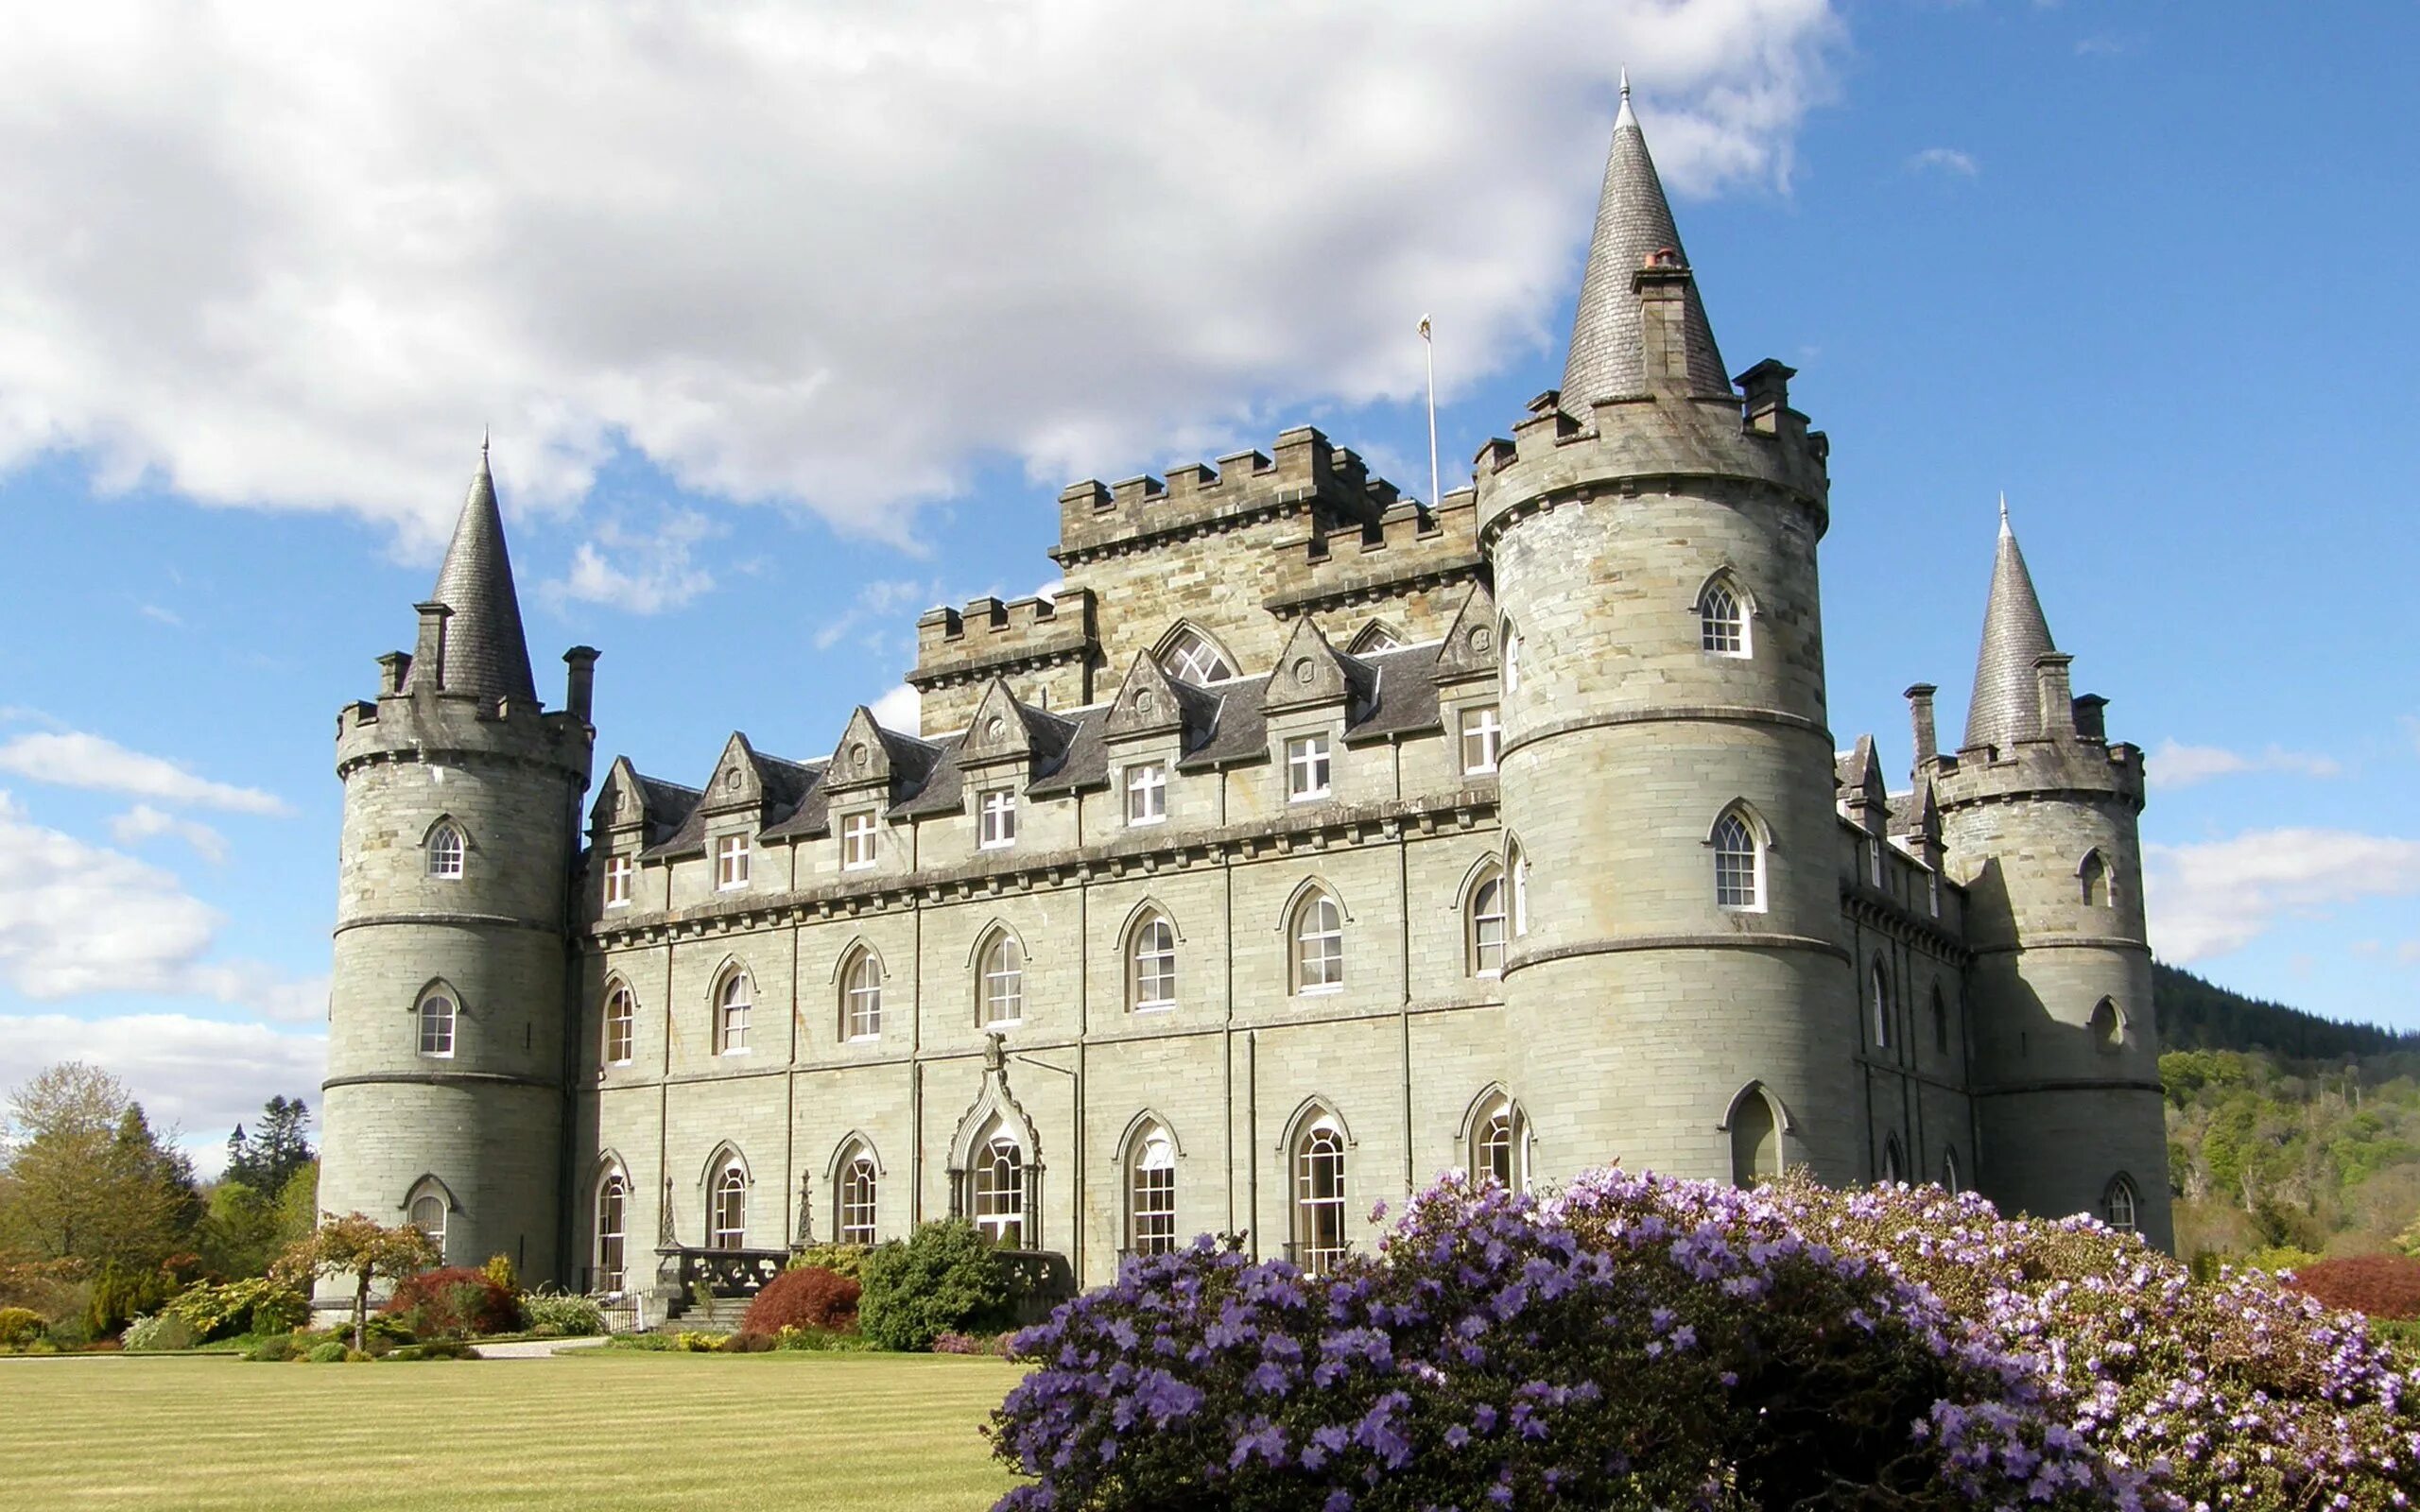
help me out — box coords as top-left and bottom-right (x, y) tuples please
(978, 790), (1017, 850)
(1125, 764), (1167, 826)
(427, 824), (464, 880)
(1461, 705), (1501, 775)
(605, 853), (633, 908)
(1162, 627), (1237, 685)
(842, 813), (878, 869)
(1287, 735), (1332, 801)
(715, 834), (751, 890)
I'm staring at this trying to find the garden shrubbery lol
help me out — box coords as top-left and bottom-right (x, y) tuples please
(380, 1265), (521, 1339)
(163, 1276), (309, 1342)
(740, 1265), (860, 1337)
(0, 1306), (45, 1349)
(2283, 1252), (2420, 1320)
(519, 1289), (608, 1337)
(120, 1311), (198, 1352)
(860, 1220), (1014, 1352)
(788, 1243), (873, 1281)
(991, 1170), (2420, 1512)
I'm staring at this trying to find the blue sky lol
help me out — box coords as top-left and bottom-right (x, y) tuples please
(0, 1), (2412, 1167)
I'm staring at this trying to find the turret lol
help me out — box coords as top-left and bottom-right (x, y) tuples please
(1930, 503), (2169, 1248)
(1477, 79), (1861, 1188)
(318, 446), (596, 1302)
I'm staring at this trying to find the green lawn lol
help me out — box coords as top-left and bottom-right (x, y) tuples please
(0, 1351), (1027, 1509)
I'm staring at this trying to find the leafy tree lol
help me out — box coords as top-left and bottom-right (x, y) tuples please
(270, 1160), (319, 1252)
(274, 1212), (439, 1352)
(0, 1063), (199, 1274)
(223, 1096), (314, 1195)
(198, 1181), (284, 1280)
(858, 1220), (1013, 1351)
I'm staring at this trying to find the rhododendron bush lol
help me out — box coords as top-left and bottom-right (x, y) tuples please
(988, 1170), (2420, 1511)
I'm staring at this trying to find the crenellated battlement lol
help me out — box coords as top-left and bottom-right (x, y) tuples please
(1931, 732), (2147, 814)
(911, 588), (1097, 677)
(1053, 425), (1407, 564)
(1266, 489), (1483, 617)
(336, 684), (594, 779)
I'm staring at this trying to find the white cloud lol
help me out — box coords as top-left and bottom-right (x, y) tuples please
(817, 578), (945, 652)
(2147, 739), (2343, 791)
(0, 730), (289, 814)
(109, 803), (230, 863)
(0, 790), (323, 1018)
(2145, 827), (2420, 962)
(870, 684), (922, 736)
(0, 2), (1842, 553)
(1908, 146), (1979, 177)
(138, 603), (183, 627)
(543, 508), (720, 615)
(0, 1013), (325, 1178)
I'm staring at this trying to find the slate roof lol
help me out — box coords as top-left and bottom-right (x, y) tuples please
(407, 449), (539, 704)
(1560, 79), (1731, 408)
(1962, 506), (2059, 752)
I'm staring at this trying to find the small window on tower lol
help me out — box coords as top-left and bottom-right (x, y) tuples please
(2080, 850), (2110, 908)
(1700, 579), (1749, 656)
(427, 824), (465, 880)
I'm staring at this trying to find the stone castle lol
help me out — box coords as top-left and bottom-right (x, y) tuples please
(316, 86), (2171, 1309)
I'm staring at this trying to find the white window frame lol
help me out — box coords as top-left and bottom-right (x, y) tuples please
(710, 1161), (747, 1249)
(978, 790), (1017, 850)
(595, 1173), (627, 1292)
(1125, 764), (1167, 826)
(604, 852), (633, 908)
(2103, 1176), (2138, 1234)
(841, 812), (878, 870)
(715, 833), (751, 891)
(1163, 629), (1236, 685)
(1470, 872), (1508, 978)
(717, 974), (752, 1056)
(1293, 891), (1344, 995)
(1508, 842), (1530, 936)
(1461, 704), (1502, 776)
(979, 934), (1023, 1026)
(409, 1193), (447, 1263)
(1500, 622), (1521, 695)
(1870, 961), (1891, 1049)
(427, 824), (465, 880)
(1131, 914), (1177, 1011)
(1286, 734), (1332, 801)
(971, 1135), (1026, 1247)
(842, 952), (883, 1041)
(1713, 812), (1763, 912)
(1700, 581), (1749, 656)
(1475, 1101), (1521, 1191)
(604, 987), (634, 1067)
(838, 1155), (878, 1246)
(418, 993), (457, 1058)
(1129, 1130), (1176, 1257)
(1293, 1118), (1347, 1276)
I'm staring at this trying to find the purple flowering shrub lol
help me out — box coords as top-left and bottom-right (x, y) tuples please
(989, 1172), (2127, 1510)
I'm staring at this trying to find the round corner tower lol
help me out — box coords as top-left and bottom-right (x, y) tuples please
(1932, 509), (2171, 1249)
(1478, 85), (1861, 1187)
(320, 451), (596, 1297)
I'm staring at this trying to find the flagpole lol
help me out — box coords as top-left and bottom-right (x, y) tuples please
(1419, 315), (1440, 509)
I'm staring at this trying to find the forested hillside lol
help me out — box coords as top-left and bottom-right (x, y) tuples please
(2156, 962), (2420, 1264)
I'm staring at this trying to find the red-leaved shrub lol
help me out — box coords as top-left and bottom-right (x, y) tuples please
(380, 1266), (521, 1338)
(740, 1266), (860, 1336)
(2283, 1253), (2420, 1320)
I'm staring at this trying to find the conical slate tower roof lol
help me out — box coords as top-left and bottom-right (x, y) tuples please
(1962, 499), (2057, 750)
(1560, 77), (1731, 407)
(422, 447), (538, 704)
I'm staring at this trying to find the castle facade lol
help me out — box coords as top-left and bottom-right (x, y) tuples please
(316, 89), (2171, 1307)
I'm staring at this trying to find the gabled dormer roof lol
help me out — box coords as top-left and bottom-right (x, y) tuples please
(1432, 580), (1502, 680)
(1560, 76), (1730, 407)
(404, 446), (538, 704)
(1260, 617), (1375, 716)
(959, 679), (1077, 770)
(700, 731), (819, 816)
(1103, 651), (1222, 750)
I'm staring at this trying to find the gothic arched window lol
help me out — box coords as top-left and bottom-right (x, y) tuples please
(409, 1193), (448, 1263)
(1128, 1125), (1177, 1257)
(709, 1157), (747, 1249)
(1293, 1116), (1347, 1275)
(1291, 888), (1345, 995)
(1712, 809), (1763, 911)
(977, 931), (1023, 1027)
(2090, 997), (2123, 1052)
(972, 1135), (1025, 1247)
(1880, 1137), (1905, 1185)
(2080, 850), (2111, 907)
(1471, 1094), (1523, 1191)
(1130, 911), (1177, 1011)
(716, 971), (752, 1056)
(603, 985), (635, 1067)
(1870, 960), (1892, 1049)
(1931, 986), (1950, 1057)
(1469, 869), (1508, 978)
(2103, 1175), (2139, 1234)
(595, 1170), (628, 1292)
(1728, 1085), (1780, 1188)
(841, 949), (883, 1040)
(426, 823), (465, 880)
(1700, 578), (1749, 656)
(417, 989), (457, 1059)
(1160, 627), (1237, 685)
(837, 1147), (878, 1247)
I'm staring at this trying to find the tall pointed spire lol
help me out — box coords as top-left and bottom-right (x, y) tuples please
(1560, 77), (1730, 408)
(1962, 499), (2057, 751)
(417, 445), (538, 704)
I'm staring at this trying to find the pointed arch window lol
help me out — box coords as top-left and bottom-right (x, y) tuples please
(1131, 912), (1177, 1011)
(978, 932), (1024, 1026)
(1507, 839), (1530, 936)
(1292, 1116), (1348, 1276)
(837, 1148), (878, 1247)
(603, 985), (635, 1067)
(595, 1169), (628, 1292)
(2090, 997), (2122, 1053)
(842, 950), (884, 1040)
(1471, 1095), (1524, 1190)
(1931, 986), (1950, 1057)
(1469, 868), (1508, 978)
(709, 1158), (747, 1249)
(1347, 622), (1403, 655)
(1128, 1125), (1177, 1257)
(1941, 1147), (1962, 1194)
(417, 989), (457, 1058)
(1880, 1137), (1905, 1185)
(409, 1193), (448, 1263)
(1161, 628), (1237, 685)
(1712, 809), (1763, 911)
(1728, 1085), (1780, 1188)
(972, 1134), (1026, 1247)
(1291, 888), (1345, 995)
(1870, 960), (1892, 1050)
(717, 972), (752, 1056)
(2102, 1175), (2139, 1234)
(427, 823), (465, 880)
(2080, 850), (2111, 907)
(1700, 578), (1749, 656)
(1500, 619), (1523, 694)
